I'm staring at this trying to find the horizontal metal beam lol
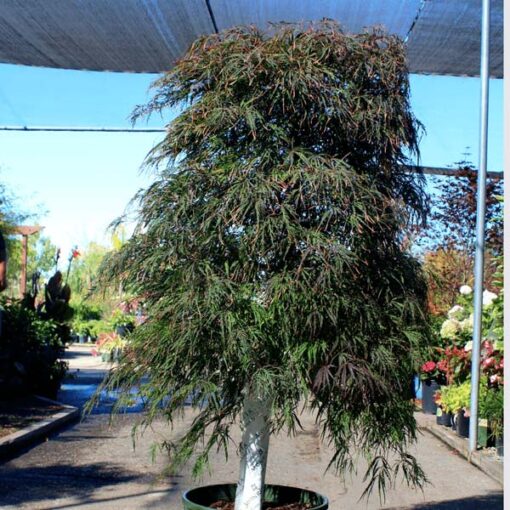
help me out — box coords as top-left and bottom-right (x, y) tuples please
(0, 125), (503, 180)
(415, 166), (503, 180)
(0, 125), (165, 133)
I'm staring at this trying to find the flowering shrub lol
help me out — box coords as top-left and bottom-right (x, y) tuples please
(437, 345), (471, 385)
(459, 285), (472, 295)
(424, 281), (504, 388)
(419, 360), (443, 381)
(481, 340), (504, 387)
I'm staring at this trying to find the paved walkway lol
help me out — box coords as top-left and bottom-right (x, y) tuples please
(0, 345), (503, 510)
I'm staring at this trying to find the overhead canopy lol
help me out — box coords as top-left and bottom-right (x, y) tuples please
(0, 0), (503, 77)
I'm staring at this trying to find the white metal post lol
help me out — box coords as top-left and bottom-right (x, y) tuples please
(468, 0), (491, 454)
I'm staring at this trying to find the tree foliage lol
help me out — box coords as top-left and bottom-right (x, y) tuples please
(93, 22), (431, 498)
(67, 242), (108, 300)
(417, 162), (503, 314)
(431, 165), (503, 257)
(425, 163), (503, 257)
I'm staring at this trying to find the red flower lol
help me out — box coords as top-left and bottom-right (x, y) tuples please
(72, 249), (80, 259)
(437, 359), (448, 372)
(421, 361), (436, 373)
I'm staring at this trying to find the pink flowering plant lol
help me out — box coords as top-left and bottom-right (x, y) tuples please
(481, 340), (504, 387)
(419, 357), (447, 384)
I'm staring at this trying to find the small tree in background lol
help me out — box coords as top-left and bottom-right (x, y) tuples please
(94, 23), (430, 508)
(427, 163), (503, 257)
(417, 162), (503, 314)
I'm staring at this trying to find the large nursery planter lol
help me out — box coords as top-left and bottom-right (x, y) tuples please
(422, 379), (440, 415)
(182, 484), (328, 510)
(456, 410), (470, 438)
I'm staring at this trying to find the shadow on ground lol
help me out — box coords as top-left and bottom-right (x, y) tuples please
(0, 461), (177, 507)
(387, 492), (503, 509)
(61, 349), (95, 360)
(57, 383), (146, 415)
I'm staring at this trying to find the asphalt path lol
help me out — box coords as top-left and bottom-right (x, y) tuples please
(0, 345), (503, 510)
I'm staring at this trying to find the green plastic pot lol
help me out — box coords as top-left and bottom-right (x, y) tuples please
(182, 483), (328, 509)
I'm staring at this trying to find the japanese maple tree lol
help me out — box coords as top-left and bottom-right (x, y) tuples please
(94, 22), (431, 509)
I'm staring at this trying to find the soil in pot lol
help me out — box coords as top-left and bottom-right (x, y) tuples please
(211, 502), (312, 510)
(183, 484), (327, 510)
(422, 379), (440, 415)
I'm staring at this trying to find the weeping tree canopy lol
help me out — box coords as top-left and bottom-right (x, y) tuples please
(95, 21), (431, 498)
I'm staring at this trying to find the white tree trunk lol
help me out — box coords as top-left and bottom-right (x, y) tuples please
(235, 390), (272, 510)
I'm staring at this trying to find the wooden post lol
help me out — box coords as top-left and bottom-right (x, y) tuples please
(20, 234), (28, 295)
(13, 226), (43, 296)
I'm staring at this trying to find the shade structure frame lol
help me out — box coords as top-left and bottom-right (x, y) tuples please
(0, 0), (503, 78)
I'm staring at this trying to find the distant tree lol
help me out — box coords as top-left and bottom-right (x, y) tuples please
(424, 162), (503, 257)
(67, 242), (108, 300)
(93, 23), (431, 508)
(0, 179), (26, 232)
(423, 249), (472, 315)
(416, 161), (503, 313)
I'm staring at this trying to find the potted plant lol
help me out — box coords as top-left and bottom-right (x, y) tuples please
(90, 22), (431, 509)
(433, 390), (452, 428)
(96, 332), (126, 362)
(110, 309), (135, 338)
(419, 361), (446, 415)
(74, 321), (90, 344)
(480, 386), (504, 456)
(440, 383), (471, 433)
(441, 380), (493, 441)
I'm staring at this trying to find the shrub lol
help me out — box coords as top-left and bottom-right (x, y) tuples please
(480, 386), (504, 438)
(0, 300), (68, 398)
(72, 302), (102, 321)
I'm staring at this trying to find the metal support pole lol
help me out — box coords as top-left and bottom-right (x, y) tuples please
(469, 0), (491, 454)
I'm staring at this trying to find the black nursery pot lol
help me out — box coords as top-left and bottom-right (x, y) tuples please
(496, 435), (504, 457)
(182, 484), (329, 510)
(422, 379), (440, 415)
(456, 410), (470, 438)
(436, 409), (453, 427)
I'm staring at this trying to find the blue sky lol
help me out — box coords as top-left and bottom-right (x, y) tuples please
(0, 63), (503, 256)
